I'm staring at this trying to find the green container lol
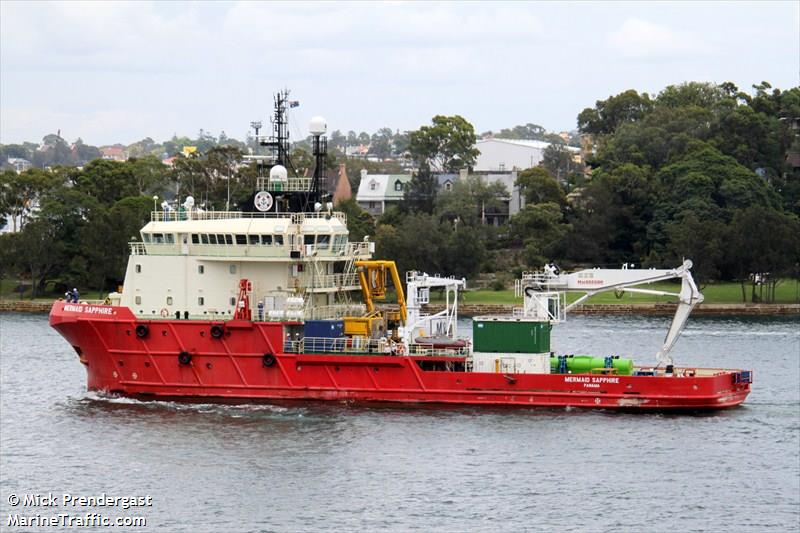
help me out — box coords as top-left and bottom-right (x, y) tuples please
(472, 318), (550, 353)
(550, 355), (633, 376)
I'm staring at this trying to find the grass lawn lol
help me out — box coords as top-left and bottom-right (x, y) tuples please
(2, 277), (799, 306)
(0, 279), (107, 303)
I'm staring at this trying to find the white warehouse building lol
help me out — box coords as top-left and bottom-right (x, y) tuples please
(474, 138), (579, 172)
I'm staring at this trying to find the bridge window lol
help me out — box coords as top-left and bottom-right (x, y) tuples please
(235, 234), (247, 245)
(224, 234), (233, 245)
(304, 235), (315, 246)
(261, 235), (272, 245)
(274, 235), (284, 246)
(152, 233), (164, 244)
(191, 234), (199, 244)
(142, 234), (151, 243)
(249, 235), (260, 245)
(216, 234), (226, 244)
(201, 234), (209, 244)
(165, 234), (175, 244)
(208, 234), (217, 245)
(317, 235), (330, 249)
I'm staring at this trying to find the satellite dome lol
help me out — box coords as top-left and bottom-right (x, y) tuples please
(183, 196), (195, 208)
(309, 116), (327, 136)
(270, 165), (288, 182)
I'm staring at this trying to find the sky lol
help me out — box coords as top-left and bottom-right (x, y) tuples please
(1, 1), (798, 147)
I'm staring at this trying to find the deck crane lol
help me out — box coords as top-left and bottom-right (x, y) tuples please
(516, 260), (703, 369)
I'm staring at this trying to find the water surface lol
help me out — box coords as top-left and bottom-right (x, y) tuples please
(1, 313), (798, 532)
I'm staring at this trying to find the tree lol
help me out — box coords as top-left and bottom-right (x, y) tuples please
(541, 144), (582, 185)
(369, 128), (394, 159)
(75, 159), (139, 204)
(404, 164), (437, 214)
(71, 139), (102, 166)
(408, 115), (480, 172)
(335, 198), (375, 242)
(515, 167), (564, 205)
(578, 90), (653, 135)
(435, 176), (508, 228)
(510, 203), (571, 267)
(725, 206), (800, 302)
(0, 168), (63, 231)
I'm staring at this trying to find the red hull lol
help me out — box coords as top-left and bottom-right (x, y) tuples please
(49, 302), (752, 410)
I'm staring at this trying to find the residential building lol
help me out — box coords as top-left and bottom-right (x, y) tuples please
(100, 144), (127, 162)
(6, 157), (32, 173)
(474, 138), (579, 172)
(435, 169), (524, 226)
(355, 170), (413, 215)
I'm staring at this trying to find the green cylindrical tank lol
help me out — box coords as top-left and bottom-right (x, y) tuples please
(550, 355), (633, 376)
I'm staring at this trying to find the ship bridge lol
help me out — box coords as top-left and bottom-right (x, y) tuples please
(120, 210), (374, 319)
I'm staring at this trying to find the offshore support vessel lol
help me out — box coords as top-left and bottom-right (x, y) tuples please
(49, 92), (752, 410)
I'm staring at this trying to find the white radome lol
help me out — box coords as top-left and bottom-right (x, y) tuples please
(269, 165), (288, 182)
(309, 116), (327, 136)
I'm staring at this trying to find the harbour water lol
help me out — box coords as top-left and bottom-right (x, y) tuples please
(1, 313), (798, 532)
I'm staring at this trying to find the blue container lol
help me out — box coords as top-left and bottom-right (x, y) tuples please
(304, 320), (344, 339)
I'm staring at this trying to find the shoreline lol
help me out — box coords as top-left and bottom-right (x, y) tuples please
(2, 300), (798, 316)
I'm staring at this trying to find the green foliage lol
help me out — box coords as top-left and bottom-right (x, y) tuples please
(578, 90), (653, 135)
(335, 198), (375, 242)
(515, 167), (565, 205)
(435, 176), (508, 227)
(510, 202), (571, 267)
(408, 115), (480, 172)
(404, 164), (438, 214)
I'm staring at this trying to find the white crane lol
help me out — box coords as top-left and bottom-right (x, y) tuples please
(516, 260), (703, 368)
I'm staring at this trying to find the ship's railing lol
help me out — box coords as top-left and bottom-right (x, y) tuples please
(304, 304), (367, 320)
(150, 210), (347, 224)
(260, 177), (314, 192)
(127, 239), (373, 258)
(407, 343), (469, 357)
(283, 337), (467, 358)
(303, 273), (361, 290)
(130, 242), (147, 255)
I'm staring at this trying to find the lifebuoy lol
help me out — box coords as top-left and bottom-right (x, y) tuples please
(160, 308), (169, 317)
(135, 324), (149, 338)
(210, 325), (224, 339)
(262, 353), (276, 367)
(178, 351), (192, 365)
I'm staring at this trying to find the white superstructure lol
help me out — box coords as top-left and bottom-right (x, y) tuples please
(119, 210), (374, 319)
